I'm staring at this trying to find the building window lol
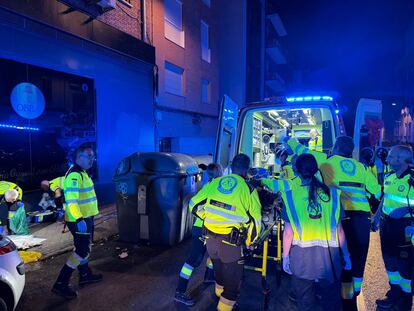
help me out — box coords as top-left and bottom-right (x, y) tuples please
(201, 79), (210, 104)
(165, 61), (184, 96)
(164, 0), (185, 47)
(202, 0), (211, 7)
(201, 20), (211, 63)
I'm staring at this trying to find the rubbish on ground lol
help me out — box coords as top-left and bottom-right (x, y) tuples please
(9, 206), (29, 235)
(27, 210), (55, 223)
(119, 252), (128, 259)
(8, 235), (46, 250)
(19, 251), (42, 263)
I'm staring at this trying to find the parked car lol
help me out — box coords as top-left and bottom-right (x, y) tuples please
(0, 236), (25, 311)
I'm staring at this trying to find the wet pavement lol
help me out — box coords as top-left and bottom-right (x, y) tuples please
(17, 236), (298, 311)
(16, 231), (412, 311)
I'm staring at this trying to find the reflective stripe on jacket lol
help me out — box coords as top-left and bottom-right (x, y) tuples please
(288, 139), (381, 212)
(285, 186), (342, 248)
(382, 171), (414, 218)
(64, 165), (98, 222)
(308, 137), (322, 152)
(189, 174), (262, 243)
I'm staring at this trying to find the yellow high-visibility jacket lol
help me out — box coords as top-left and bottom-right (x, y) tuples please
(308, 136), (323, 152)
(0, 181), (23, 201)
(64, 165), (98, 222)
(189, 174), (262, 245)
(49, 177), (65, 193)
(288, 139), (381, 212)
(382, 169), (414, 218)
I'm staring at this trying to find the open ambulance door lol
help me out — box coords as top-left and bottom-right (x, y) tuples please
(353, 98), (383, 160)
(214, 95), (239, 173)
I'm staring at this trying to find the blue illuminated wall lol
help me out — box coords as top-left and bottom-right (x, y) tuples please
(0, 19), (154, 204)
(156, 110), (217, 155)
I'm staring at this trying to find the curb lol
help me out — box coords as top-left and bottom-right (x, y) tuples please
(39, 233), (118, 262)
(35, 205), (118, 262)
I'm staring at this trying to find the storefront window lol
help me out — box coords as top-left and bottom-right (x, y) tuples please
(0, 58), (96, 190)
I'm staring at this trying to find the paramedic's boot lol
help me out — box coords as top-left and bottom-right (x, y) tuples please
(395, 292), (413, 311)
(52, 283), (78, 300)
(52, 265), (77, 299)
(203, 267), (215, 284)
(174, 291), (195, 306)
(78, 265), (103, 287)
(375, 285), (401, 309)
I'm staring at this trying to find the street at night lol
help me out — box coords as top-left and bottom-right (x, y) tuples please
(0, 1), (413, 310)
(15, 232), (400, 311)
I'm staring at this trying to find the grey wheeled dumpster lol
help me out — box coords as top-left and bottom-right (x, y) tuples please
(113, 152), (202, 246)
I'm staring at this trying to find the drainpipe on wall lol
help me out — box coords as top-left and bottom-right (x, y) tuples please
(140, 0), (147, 42)
(153, 64), (159, 151)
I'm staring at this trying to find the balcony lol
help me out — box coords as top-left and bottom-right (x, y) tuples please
(266, 45), (286, 65)
(266, 72), (285, 92)
(267, 13), (287, 37)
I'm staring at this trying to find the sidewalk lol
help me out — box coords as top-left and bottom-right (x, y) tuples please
(26, 204), (118, 261)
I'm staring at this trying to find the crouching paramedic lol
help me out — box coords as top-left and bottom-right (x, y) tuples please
(0, 182), (23, 236)
(41, 177), (65, 210)
(189, 154), (262, 311)
(52, 145), (102, 299)
(0, 181), (26, 236)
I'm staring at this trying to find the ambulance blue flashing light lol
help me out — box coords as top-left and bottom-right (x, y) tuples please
(335, 109), (340, 114)
(286, 95), (333, 102)
(0, 123), (39, 131)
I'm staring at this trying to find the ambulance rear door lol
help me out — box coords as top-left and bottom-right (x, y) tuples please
(353, 98), (383, 159)
(214, 95), (239, 172)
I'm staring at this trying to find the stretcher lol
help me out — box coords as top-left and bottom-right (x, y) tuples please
(244, 217), (283, 311)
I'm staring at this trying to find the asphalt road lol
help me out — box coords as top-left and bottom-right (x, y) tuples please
(16, 233), (412, 311)
(17, 236), (299, 311)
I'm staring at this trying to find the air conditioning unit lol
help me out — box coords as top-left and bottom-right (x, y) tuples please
(97, 0), (116, 9)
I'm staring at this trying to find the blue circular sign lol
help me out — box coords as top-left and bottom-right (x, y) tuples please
(10, 83), (45, 119)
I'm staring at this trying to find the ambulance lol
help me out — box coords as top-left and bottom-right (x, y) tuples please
(214, 95), (382, 173)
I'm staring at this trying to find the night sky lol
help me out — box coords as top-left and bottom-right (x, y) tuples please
(277, 0), (414, 133)
(278, 1), (414, 96)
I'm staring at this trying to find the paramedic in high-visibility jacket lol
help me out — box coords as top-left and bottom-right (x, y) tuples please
(0, 181), (23, 236)
(41, 176), (65, 209)
(174, 163), (222, 306)
(308, 128), (322, 151)
(52, 145), (102, 299)
(373, 145), (414, 311)
(282, 153), (351, 311)
(287, 136), (382, 311)
(190, 154), (262, 311)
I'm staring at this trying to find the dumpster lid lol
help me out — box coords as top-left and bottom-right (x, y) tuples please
(130, 152), (200, 175)
(190, 154), (213, 170)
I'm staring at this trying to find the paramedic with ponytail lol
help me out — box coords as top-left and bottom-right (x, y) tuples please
(282, 153), (351, 311)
